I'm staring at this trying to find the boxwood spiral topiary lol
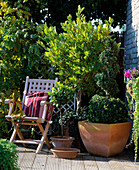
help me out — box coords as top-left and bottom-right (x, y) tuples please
(95, 37), (120, 98)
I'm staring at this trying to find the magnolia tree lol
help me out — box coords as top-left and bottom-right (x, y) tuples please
(40, 6), (113, 112)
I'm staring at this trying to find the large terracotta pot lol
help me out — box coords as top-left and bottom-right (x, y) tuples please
(78, 121), (131, 157)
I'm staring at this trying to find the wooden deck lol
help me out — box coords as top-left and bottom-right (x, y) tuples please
(17, 145), (139, 170)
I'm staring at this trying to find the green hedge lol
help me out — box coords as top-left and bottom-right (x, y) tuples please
(0, 139), (19, 170)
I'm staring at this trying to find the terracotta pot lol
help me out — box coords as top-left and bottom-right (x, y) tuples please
(51, 148), (80, 158)
(78, 121), (131, 157)
(50, 136), (75, 148)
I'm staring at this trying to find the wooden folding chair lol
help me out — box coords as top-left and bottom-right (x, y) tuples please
(5, 76), (58, 153)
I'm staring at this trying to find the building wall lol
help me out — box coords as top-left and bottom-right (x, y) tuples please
(125, 0), (139, 69)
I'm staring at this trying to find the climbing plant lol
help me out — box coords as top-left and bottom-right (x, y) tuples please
(124, 66), (139, 162)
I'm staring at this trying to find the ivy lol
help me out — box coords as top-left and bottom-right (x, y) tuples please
(124, 67), (139, 162)
(132, 77), (139, 162)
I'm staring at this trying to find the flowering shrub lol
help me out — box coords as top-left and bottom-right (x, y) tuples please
(124, 66), (139, 79)
(124, 66), (139, 162)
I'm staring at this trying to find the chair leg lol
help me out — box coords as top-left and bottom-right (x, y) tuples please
(10, 122), (27, 147)
(36, 122), (50, 154)
(16, 128), (28, 148)
(10, 125), (18, 142)
(37, 122), (51, 149)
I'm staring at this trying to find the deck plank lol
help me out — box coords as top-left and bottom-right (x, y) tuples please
(71, 155), (85, 170)
(45, 153), (61, 170)
(32, 153), (47, 170)
(58, 157), (72, 170)
(17, 147), (26, 165)
(16, 146), (139, 170)
(113, 152), (139, 170)
(95, 156), (112, 170)
(108, 158), (125, 170)
(82, 155), (98, 170)
(19, 151), (36, 168)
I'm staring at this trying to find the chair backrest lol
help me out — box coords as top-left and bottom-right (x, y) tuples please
(22, 76), (58, 107)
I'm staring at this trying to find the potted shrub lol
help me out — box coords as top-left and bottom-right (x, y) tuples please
(78, 95), (131, 157)
(49, 82), (75, 148)
(49, 82), (80, 158)
(62, 108), (88, 152)
(78, 37), (131, 157)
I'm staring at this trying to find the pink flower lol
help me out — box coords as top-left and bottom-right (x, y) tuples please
(133, 67), (136, 71)
(124, 71), (132, 78)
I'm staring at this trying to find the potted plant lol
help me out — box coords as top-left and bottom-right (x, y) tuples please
(49, 82), (80, 158)
(49, 82), (75, 148)
(78, 95), (131, 157)
(78, 37), (131, 157)
(124, 66), (139, 162)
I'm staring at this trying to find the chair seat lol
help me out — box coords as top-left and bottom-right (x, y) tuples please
(5, 115), (44, 123)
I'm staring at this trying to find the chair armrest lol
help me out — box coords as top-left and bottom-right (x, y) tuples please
(5, 99), (14, 104)
(48, 120), (53, 124)
(40, 101), (53, 123)
(6, 102), (14, 117)
(40, 101), (53, 106)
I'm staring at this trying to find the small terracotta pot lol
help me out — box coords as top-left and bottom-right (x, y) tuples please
(51, 148), (80, 158)
(50, 136), (75, 148)
(78, 121), (131, 157)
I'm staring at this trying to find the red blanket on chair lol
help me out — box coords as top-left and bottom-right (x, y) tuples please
(23, 92), (53, 121)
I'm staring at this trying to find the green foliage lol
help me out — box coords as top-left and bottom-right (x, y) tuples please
(45, 0), (126, 32)
(40, 6), (112, 97)
(10, 100), (26, 121)
(6, 0), (48, 24)
(132, 77), (139, 162)
(62, 108), (88, 152)
(6, 0), (126, 32)
(0, 2), (50, 138)
(49, 82), (74, 137)
(0, 100), (10, 138)
(87, 95), (129, 124)
(124, 67), (139, 162)
(95, 37), (120, 97)
(62, 108), (88, 127)
(0, 139), (19, 170)
(49, 82), (74, 108)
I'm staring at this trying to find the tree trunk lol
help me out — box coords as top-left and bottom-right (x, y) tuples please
(60, 107), (63, 138)
(76, 89), (82, 113)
